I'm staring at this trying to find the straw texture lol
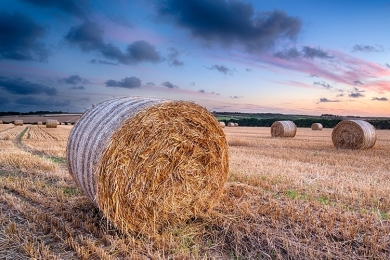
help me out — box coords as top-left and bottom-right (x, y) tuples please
(271, 121), (297, 137)
(311, 123), (323, 130)
(66, 97), (229, 234)
(46, 119), (58, 128)
(332, 120), (376, 149)
(14, 120), (23, 126)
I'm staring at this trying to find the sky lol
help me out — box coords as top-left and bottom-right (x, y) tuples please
(0, 0), (390, 116)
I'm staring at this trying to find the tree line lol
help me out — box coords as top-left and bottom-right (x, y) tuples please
(221, 118), (390, 129)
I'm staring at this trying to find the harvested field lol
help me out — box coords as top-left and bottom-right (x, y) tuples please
(1, 126), (390, 259)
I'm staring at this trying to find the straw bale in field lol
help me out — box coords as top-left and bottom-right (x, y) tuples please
(46, 119), (58, 128)
(228, 122), (235, 127)
(14, 120), (23, 126)
(271, 120), (297, 137)
(234, 123), (238, 127)
(332, 120), (376, 149)
(66, 97), (229, 234)
(219, 121), (225, 128)
(37, 121), (43, 125)
(311, 123), (323, 130)
(0, 120), (2, 124)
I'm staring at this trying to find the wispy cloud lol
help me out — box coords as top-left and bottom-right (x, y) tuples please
(372, 97), (388, 101)
(351, 44), (384, 53)
(207, 64), (233, 75)
(318, 97), (340, 103)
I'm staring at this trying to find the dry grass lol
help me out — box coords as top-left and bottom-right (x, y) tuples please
(1, 126), (390, 259)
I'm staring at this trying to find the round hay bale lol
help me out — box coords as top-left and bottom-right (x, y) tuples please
(332, 120), (376, 149)
(66, 97), (229, 234)
(37, 121), (43, 125)
(271, 120), (297, 137)
(0, 120), (2, 124)
(14, 120), (23, 126)
(234, 123), (238, 127)
(311, 123), (323, 130)
(46, 119), (58, 128)
(219, 121), (225, 128)
(228, 122), (235, 127)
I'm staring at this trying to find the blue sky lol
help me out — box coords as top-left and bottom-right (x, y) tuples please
(0, 0), (389, 116)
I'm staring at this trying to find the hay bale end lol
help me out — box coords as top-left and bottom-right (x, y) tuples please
(332, 120), (376, 149)
(271, 120), (297, 137)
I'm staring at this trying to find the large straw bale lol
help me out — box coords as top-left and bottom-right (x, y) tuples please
(219, 121), (225, 128)
(234, 123), (238, 127)
(46, 119), (58, 128)
(37, 121), (43, 125)
(228, 122), (235, 127)
(14, 120), (23, 126)
(66, 97), (229, 234)
(332, 120), (376, 149)
(271, 120), (297, 137)
(311, 123), (323, 130)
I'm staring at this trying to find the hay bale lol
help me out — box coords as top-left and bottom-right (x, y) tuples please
(14, 120), (23, 126)
(0, 120), (2, 124)
(228, 122), (235, 127)
(311, 123), (323, 130)
(271, 120), (297, 137)
(46, 119), (58, 128)
(37, 121), (43, 125)
(234, 123), (238, 127)
(219, 121), (225, 128)
(66, 97), (229, 234)
(332, 120), (376, 149)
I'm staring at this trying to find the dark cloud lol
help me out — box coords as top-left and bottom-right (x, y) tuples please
(314, 81), (332, 89)
(246, 68), (252, 72)
(372, 97), (388, 101)
(59, 75), (89, 85)
(302, 46), (332, 59)
(310, 74), (319, 77)
(386, 63), (390, 68)
(69, 86), (85, 90)
(106, 77), (141, 89)
(161, 81), (178, 88)
(155, 0), (301, 53)
(274, 47), (300, 60)
(15, 97), (71, 107)
(0, 76), (57, 96)
(65, 21), (162, 64)
(167, 47), (184, 67)
(336, 93), (345, 97)
(354, 80), (363, 85)
(190, 82), (195, 86)
(274, 46), (332, 60)
(352, 87), (364, 92)
(21, 0), (88, 18)
(230, 95), (243, 99)
(90, 59), (118, 65)
(208, 65), (232, 75)
(319, 98), (339, 102)
(199, 89), (205, 93)
(77, 98), (89, 102)
(146, 82), (155, 86)
(0, 12), (49, 62)
(349, 92), (364, 98)
(108, 14), (134, 28)
(351, 44), (384, 53)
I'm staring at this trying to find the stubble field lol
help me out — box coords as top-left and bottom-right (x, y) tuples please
(0, 124), (389, 259)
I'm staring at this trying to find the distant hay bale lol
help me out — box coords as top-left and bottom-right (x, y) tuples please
(332, 120), (376, 149)
(234, 123), (238, 127)
(0, 120), (2, 124)
(271, 120), (297, 137)
(37, 122), (43, 125)
(311, 123), (323, 130)
(14, 120), (23, 126)
(46, 119), (58, 128)
(66, 97), (229, 234)
(228, 122), (235, 127)
(219, 121), (225, 128)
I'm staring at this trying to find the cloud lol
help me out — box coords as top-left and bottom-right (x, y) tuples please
(0, 12), (49, 62)
(59, 75), (89, 85)
(313, 81), (332, 89)
(155, 0), (301, 53)
(274, 46), (332, 60)
(199, 89), (205, 93)
(310, 74), (319, 77)
(354, 80), (363, 85)
(65, 21), (162, 64)
(199, 89), (219, 95)
(69, 86), (85, 90)
(167, 47), (184, 67)
(386, 63), (390, 68)
(106, 77), (141, 89)
(0, 76), (57, 96)
(349, 92), (364, 98)
(208, 64), (233, 75)
(230, 95), (243, 99)
(372, 97), (388, 101)
(15, 97), (71, 106)
(21, 0), (89, 18)
(190, 82), (195, 86)
(246, 68), (252, 72)
(0, 97), (9, 104)
(90, 59), (118, 65)
(146, 82), (155, 86)
(108, 14), (134, 28)
(351, 44), (384, 53)
(161, 81), (178, 88)
(319, 97), (339, 102)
